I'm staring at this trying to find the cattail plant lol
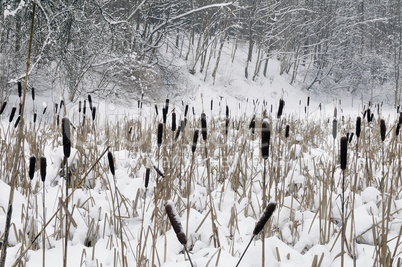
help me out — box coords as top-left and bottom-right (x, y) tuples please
(340, 136), (348, 267)
(261, 117), (270, 267)
(107, 151), (126, 267)
(186, 129), (199, 239)
(165, 201), (193, 266)
(40, 156), (46, 267)
(236, 202), (277, 267)
(62, 118), (71, 267)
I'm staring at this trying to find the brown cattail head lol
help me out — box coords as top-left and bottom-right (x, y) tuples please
(31, 87), (35, 101)
(55, 103), (59, 114)
(62, 118), (71, 158)
(107, 151), (115, 176)
(157, 123), (163, 147)
(356, 117), (361, 138)
(226, 105), (229, 119)
(349, 132), (354, 143)
(277, 99), (285, 118)
(225, 118), (229, 135)
(9, 106), (16, 122)
(211, 100), (213, 111)
(79, 101), (82, 113)
(145, 168), (150, 188)
(184, 105), (189, 117)
(261, 119), (270, 160)
(249, 116), (255, 134)
(165, 201), (187, 245)
(175, 126), (181, 141)
(172, 112), (176, 131)
(0, 101), (6, 115)
(367, 108), (371, 122)
(334, 107), (337, 118)
(253, 202), (277, 235)
(18, 81), (22, 98)
(60, 100), (64, 111)
(399, 113), (402, 125)
(307, 96), (310, 107)
(92, 107), (96, 121)
(165, 99), (170, 113)
(153, 165), (165, 177)
(40, 157), (47, 182)
(180, 119), (186, 132)
(43, 105), (47, 114)
(332, 119), (337, 139)
(88, 94), (93, 110)
(29, 156), (36, 180)
(285, 124), (290, 138)
(14, 116), (20, 128)
(56, 114), (60, 126)
(397, 123), (400, 136)
(33, 113), (37, 123)
(192, 129), (199, 154)
(192, 106), (195, 115)
(155, 104), (158, 116)
(83, 100), (87, 115)
(162, 107), (167, 124)
(201, 113), (207, 141)
(380, 119), (386, 142)
(340, 136), (348, 170)
(18, 103), (22, 115)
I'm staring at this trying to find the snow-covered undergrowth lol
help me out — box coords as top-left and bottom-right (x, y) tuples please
(0, 94), (401, 267)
